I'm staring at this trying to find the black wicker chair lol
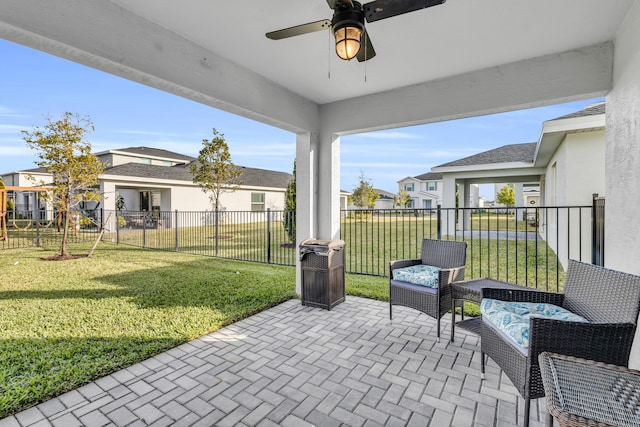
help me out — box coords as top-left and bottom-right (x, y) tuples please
(480, 259), (640, 427)
(389, 239), (467, 340)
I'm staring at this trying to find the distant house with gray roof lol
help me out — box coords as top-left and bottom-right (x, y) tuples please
(431, 101), (606, 268)
(2, 146), (293, 220)
(396, 172), (479, 210)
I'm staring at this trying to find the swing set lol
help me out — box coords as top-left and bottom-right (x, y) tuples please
(0, 180), (53, 241)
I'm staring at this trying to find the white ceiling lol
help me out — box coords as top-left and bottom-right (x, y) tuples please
(110, 0), (633, 105)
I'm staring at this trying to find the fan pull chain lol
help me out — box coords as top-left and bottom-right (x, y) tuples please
(327, 29), (332, 79)
(364, 38), (367, 82)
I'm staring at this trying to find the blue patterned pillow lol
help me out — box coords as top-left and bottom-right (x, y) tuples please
(481, 299), (589, 348)
(392, 265), (441, 288)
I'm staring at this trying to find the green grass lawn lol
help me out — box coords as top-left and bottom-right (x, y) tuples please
(0, 243), (395, 418)
(0, 244), (298, 418)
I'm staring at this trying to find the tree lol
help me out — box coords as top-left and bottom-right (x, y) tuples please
(496, 184), (516, 206)
(190, 129), (242, 211)
(283, 160), (296, 244)
(351, 171), (379, 209)
(394, 189), (411, 208)
(22, 112), (106, 257)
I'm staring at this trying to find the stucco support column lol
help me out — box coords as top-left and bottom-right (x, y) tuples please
(606, 0), (640, 369)
(514, 183), (524, 208)
(441, 176), (457, 237)
(457, 180), (471, 232)
(317, 132), (341, 241)
(295, 132), (318, 295)
(100, 181), (116, 212)
(294, 130), (340, 295)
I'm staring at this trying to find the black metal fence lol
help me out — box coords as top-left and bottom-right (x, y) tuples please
(101, 209), (296, 266)
(0, 209), (103, 249)
(341, 205), (596, 292)
(2, 202), (603, 291)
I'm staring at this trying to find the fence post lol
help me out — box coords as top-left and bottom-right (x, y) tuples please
(36, 215), (40, 247)
(436, 205), (442, 240)
(175, 210), (179, 251)
(215, 210), (219, 257)
(142, 213), (147, 248)
(267, 208), (272, 264)
(116, 212), (120, 244)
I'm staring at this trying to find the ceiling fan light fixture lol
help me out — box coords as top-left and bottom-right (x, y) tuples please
(334, 25), (362, 60)
(332, 2), (365, 61)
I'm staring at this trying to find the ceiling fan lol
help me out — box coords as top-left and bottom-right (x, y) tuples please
(266, 0), (446, 62)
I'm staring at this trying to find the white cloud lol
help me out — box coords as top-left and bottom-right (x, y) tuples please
(0, 145), (31, 156)
(0, 106), (28, 118)
(0, 124), (26, 134)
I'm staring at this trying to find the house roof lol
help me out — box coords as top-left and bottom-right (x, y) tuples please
(548, 101), (605, 121)
(100, 146), (195, 162)
(103, 162), (292, 189)
(376, 189), (395, 200)
(414, 172), (443, 181)
(435, 143), (537, 168)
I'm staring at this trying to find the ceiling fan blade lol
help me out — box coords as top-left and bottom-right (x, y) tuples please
(356, 29), (376, 62)
(266, 20), (332, 40)
(363, 0), (446, 23)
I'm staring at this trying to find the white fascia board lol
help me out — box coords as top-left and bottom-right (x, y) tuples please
(106, 150), (192, 163)
(432, 161), (536, 174)
(533, 114), (606, 167)
(433, 167), (546, 182)
(101, 175), (190, 188)
(101, 175), (286, 192)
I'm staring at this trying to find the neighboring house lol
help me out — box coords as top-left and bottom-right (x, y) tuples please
(398, 172), (479, 210)
(431, 101), (606, 266)
(2, 146), (293, 221)
(1, 167), (53, 219)
(397, 172), (445, 210)
(373, 189), (395, 210)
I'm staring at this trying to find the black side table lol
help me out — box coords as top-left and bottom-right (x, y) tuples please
(450, 278), (530, 342)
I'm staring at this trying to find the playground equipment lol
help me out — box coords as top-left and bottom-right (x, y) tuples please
(0, 182), (53, 241)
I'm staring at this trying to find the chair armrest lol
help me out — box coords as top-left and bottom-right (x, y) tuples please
(529, 319), (637, 367)
(389, 259), (422, 274)
(439, 266), (465, 285)
(482, 287), (564, 306)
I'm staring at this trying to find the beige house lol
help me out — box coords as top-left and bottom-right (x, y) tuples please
(2, 147), (293, 220)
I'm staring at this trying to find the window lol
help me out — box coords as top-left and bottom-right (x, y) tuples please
(404, 183), (414, 192)
(427, 181), (437, 191)
(251, 193), (265, 211)
(140, 158), (151, 165)
(162, 160), (172, 166)
(423, 199), (432, 209)
(406, 199), (415, 208)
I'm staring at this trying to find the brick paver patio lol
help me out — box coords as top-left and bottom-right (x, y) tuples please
(0, 297), (548, 426)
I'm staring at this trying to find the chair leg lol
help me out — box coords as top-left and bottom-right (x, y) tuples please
(389, 302), (393, 321)
(480, 352), (485, 380)
(437, 317), (441, 342)
(545, 412), (554, 427)
(523, 398), (531, 427)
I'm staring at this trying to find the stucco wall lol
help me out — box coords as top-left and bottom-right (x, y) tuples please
(541, 130), (604, 268)
(607, 0), (640, 369)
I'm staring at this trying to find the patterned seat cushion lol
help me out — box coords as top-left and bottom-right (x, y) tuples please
(481, 299), (589, 349)
(392, 265), (441, 288)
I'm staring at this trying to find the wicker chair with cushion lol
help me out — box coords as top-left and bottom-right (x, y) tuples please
(480, 259), (640, 427)
(389, 239), (467, 340)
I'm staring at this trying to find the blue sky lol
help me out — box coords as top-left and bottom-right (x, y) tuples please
(0, 39), (601, 200)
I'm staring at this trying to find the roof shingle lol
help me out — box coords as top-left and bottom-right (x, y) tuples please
(435, 142), (536, 168)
